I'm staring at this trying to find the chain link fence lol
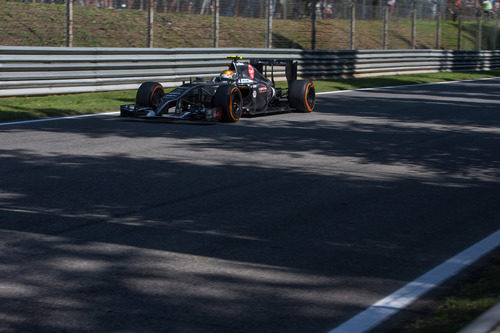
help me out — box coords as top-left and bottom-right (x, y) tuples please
(1, 0), (499, 50)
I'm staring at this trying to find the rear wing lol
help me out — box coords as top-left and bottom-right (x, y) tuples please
(248, 59), (298, 86)
(227, 56), (298, 85)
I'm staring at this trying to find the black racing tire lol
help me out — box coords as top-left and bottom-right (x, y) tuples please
(214, 85), (243, 122)
(288, 79), (315, 112)
(136, 82), (165, 108)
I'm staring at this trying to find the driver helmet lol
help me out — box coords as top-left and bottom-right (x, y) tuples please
(220, 70), (235, 81)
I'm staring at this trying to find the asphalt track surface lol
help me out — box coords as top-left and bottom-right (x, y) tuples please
(1, 79), (499, 333)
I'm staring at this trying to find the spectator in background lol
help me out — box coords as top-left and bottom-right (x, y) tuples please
(429, 0), (438, 17)
(452, 0), (461, 21)
(317, 0), (334, 19)
(102, 0), (113, 8)
(200, 0), (212, 14)
(315, 0), (321, 18)
(84, 0), (99, 7)
(273, 0), (283, 18)
(168, 0), (193, 13)
(324, 1), (333, 18)
(483, 0), (493, 18)
(483, 0), (493, 12)
(388, 0), (396, 15)
(156, 0), (168, 12)
(294, 0), (303, 19)
(225, 0), (236, 16)
(169, 0), (178, 11)
(242, 0), (258, 17)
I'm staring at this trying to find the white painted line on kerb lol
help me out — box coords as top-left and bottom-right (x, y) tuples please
(0, 111), (119, 127)
(329, 229), (500, 333)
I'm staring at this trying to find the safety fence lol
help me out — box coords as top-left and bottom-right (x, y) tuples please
(1, 46), (499, 96)
(1, 0), (500, 50)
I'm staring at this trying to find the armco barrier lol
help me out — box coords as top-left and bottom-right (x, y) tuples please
(1, 47), (500, 96)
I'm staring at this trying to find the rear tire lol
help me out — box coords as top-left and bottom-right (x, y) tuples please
(214, 85), (243, 122)
(136, 82), (165, 108)
(288, 80), (315, 112)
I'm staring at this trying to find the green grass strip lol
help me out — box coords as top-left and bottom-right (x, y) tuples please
(1, 70), (500, 123)
(0, 90), (136, 123)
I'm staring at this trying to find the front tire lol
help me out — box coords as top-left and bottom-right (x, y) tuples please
(289, 80), (315, 112)
(214, 85), (243, 122)
(136, 82), (165, 108)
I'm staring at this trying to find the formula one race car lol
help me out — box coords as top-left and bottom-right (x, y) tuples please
(120, 56), (315, 122)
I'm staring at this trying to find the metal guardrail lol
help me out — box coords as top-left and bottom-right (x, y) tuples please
(1, 46), (500, 96)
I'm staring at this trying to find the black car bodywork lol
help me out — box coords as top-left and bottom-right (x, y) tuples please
(120, 57), (316, 122)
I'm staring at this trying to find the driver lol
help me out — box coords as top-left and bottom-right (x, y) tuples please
(220, 70), (236, 81)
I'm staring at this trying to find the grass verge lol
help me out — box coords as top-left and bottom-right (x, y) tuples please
(0, 90), (136, 123)
(1, 70), (500, 123)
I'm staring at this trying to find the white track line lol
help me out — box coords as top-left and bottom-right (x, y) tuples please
(0, 111), (119, 127)
(316, 76), (500, 95)
(329, 229), (500, 333)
